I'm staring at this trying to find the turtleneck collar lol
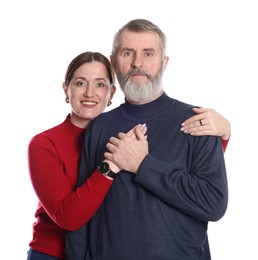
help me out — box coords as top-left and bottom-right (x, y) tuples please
(64, 114), (85, 133)
(120, 92), (174, 120)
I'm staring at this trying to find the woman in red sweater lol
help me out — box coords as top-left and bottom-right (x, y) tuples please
(27, 51), (231, 260)
(27, 51), (119, 260)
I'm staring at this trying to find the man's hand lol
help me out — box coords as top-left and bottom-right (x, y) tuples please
(104, 124), (148, 173)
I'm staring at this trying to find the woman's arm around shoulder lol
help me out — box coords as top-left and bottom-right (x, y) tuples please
(180, 107), (231, 151)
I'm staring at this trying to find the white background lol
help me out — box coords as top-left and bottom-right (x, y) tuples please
(1, 1), (257, 259)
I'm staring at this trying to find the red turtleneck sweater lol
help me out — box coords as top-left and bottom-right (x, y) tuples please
(28, 115), (113, 258)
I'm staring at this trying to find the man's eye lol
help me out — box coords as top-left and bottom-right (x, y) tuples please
(145, 52), (153, 57)
(124, 51), (133, 57)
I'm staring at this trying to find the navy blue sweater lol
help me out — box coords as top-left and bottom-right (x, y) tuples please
(67, 93), (228, 260)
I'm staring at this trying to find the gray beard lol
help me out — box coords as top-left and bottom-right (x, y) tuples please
(116, 67), (163, 103)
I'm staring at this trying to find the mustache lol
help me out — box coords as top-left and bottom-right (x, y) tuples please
(126, 68), (150, 80)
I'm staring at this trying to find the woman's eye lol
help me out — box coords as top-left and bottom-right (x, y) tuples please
(96, 82), (105, 88)
(76, 81), (86, 87)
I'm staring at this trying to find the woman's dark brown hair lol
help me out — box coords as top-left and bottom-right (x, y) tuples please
(64, 52), (115, 87)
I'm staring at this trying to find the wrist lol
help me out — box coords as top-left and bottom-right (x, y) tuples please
(221, 133), (230, 140)
(98, 160), (119, 180)
(103, 160), (120, 173)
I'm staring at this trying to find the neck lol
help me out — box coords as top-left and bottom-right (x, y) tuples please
(70, 113), (91, 129)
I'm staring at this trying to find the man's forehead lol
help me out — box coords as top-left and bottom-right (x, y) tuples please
(119, 31), (160, 50)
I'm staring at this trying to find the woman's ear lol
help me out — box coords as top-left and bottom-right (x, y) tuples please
(62, 82), (68, 95)
(110, 85), (116, 100)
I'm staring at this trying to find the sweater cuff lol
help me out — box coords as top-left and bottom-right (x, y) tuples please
(92, 168), (114, 183)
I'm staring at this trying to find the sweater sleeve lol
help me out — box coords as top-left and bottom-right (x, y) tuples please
(135, 136), (228, 222)
(28, 135), (113, 231)
(221, 136), (230, 152)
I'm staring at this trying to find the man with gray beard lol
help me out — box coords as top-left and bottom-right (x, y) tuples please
(67, 18), (228, 260)
(115, 66), (163, 103)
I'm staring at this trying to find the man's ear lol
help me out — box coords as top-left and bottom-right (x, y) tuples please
(162, 56), (169, 71)
(110, 55), (115, 66)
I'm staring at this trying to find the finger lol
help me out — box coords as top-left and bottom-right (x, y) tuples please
(182, 107), (213, 126)
(106, 142), (116, 153)
(182, 114), (203, 126)
(125, 124), (147, 140)
(139, 123), (147, 136)
(186, 123), (214, 134)
(126, 124), (141, 137)
(192, 107), (210, 114)
(192, 108), (214, 123)
(104, 151), (113, 161)
(117, 132), (128, 139)
(183, 121), (215, 133)
(135, 126), (147, 141)
(108, 136), (120, 145)
(181, 119), (204, 132)
(189, 129), (216, 137)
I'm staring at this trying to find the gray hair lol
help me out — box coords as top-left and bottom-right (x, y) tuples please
(111, 18), (167, 61)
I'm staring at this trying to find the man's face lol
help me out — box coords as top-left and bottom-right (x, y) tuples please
(113, 31), (168, 103)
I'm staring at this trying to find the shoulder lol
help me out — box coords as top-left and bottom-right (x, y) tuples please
(168, 97), (200, 121)
(93, 106), (122, 124)
(29, 116), (69, 146)
(173, 98), (198, 110)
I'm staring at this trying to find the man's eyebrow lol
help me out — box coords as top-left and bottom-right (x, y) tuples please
(121, 47), (155, 52)
(122, 47), (134, 52)
(143, 48), (155, 52)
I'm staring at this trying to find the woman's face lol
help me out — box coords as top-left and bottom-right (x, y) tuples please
(64, 61), (115, 128)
